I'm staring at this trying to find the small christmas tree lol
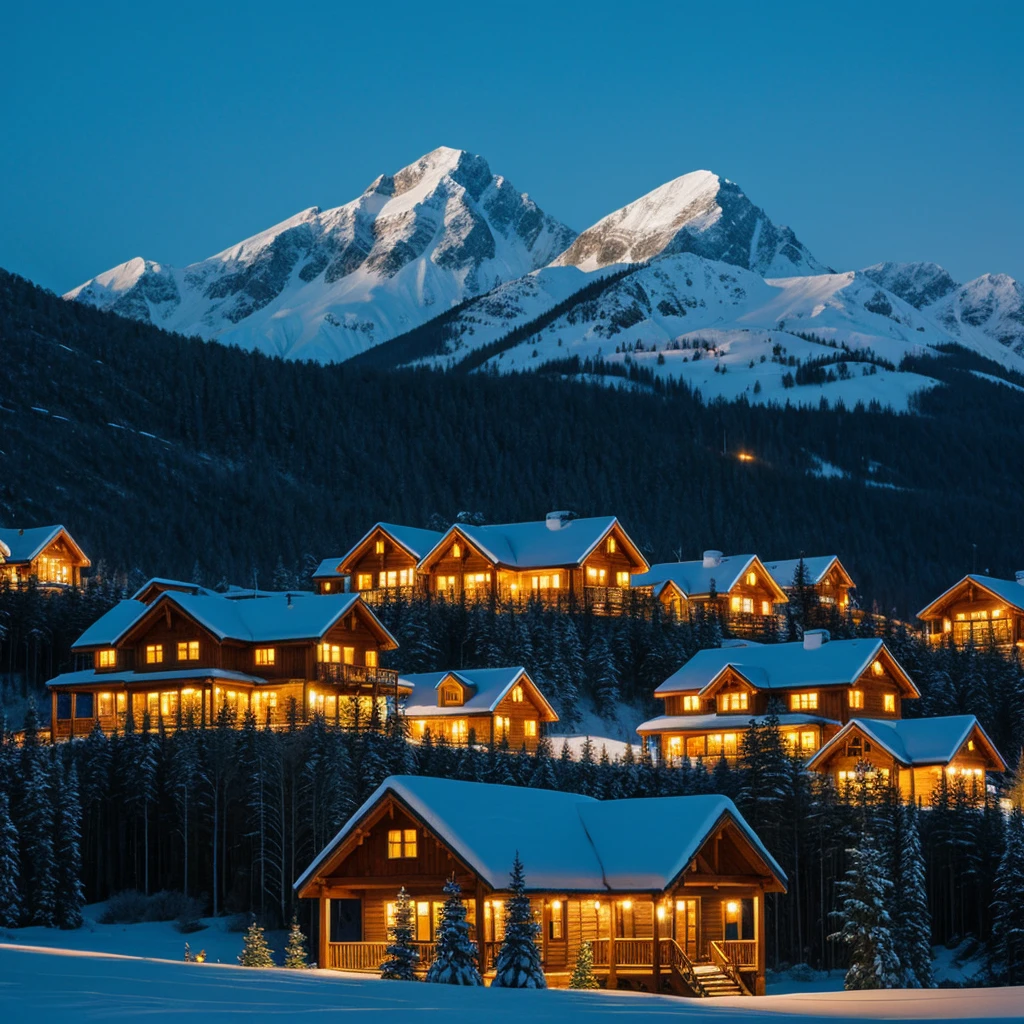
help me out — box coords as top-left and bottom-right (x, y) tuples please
(491, 854), (546, 989)
(184, 942), (193, 962)
(569, 941), (599, 989)
(238, 920), (275, 968)
(380, 887), (419, 980)
(426, 876), (482, 985)
(184, 942), (205, 963)
(284, 917), (309, 969)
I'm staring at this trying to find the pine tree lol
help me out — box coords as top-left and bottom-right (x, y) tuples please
(20, 747), (56, 927)
(892, 802), (932, 988)
(991, 807), (1024, 985)
(53, 757), (85, 930)
(0, 789), (23, 927)
(569, 940), (599, 989)
(380, 887), (419, 980)
(491, 854), (546, 989)
(831, 827), (902, 989)
(426, 877), (482, 985)
(238, 921), (275, 967)
(284, 917), (309, 969)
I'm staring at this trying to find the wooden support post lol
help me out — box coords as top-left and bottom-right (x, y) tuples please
(319, 893), (330, 970)
(475, 883), (487, 976)
(50, 692), (57, 744)
(607, 902), (617, 989)
(69, 691), (75, 739)
(754, 890), (766, 996)
(651, 898), (662, 990)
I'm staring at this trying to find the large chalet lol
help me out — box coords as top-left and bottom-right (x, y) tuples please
(295, 775), (786, 996)
(763, 555), (856, 611)
(0, 525), (90, 589)
(45, 583), (404, 738)
(632, 552), (788, 634)
(917, 573), (1024, 650)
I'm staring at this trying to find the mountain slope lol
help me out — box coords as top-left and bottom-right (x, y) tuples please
(66, 147), (575, 362)
(552, 170), (830, 277)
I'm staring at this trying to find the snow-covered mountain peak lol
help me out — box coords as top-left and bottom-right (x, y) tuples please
(552, 170), (829, 278)
(862, 261), (960, 309)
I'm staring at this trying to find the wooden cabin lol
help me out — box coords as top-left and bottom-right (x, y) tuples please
(294, 776), (786, 996)
(808, 716), (1006, 806)
(0, 525), (90, 589)
(637, 631), (919, 766)
(321, 523), (445, 600)
(632, 552), (787, 635)
(417, 513), (649, 614)
(44, 587), (405, 738)
(917, 573), (1024, 651)
(400, 667), (558, 751)
(763, 555), (856, 611)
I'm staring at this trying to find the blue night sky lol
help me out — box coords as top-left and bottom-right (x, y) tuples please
(2, 0), (1021, 294)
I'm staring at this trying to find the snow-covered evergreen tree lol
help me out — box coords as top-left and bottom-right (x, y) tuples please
(891, 802), (932, 988)
(284, 917), (309, 968)
(491, 854), (546, 988)
(380, 887), (419, 980)
(238, 921), (275, 967)
(569, 940), (599, 989)
(425, 877), (482, 985)
(20, 747), (56, 927)
(831, 827), (902, 990)
(991, 806), (1024, 985)
(0, 789), (23, 927)
(53, 757), (85, 929)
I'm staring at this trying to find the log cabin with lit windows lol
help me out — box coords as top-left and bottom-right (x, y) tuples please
(0, 525), (90, 589)
(637, 631), (919, 766)
(917, 573), (1024, 651)
(763, 555), (856, 611)
(294, 776), (786, 995)
(631, 552), (788, 635)
(43, 584), (405, 738)
(317, 523), (446, 599)
(400, 667), (558, 751)
(417, 512), (649, 614)
(807, 715), (1006, 806)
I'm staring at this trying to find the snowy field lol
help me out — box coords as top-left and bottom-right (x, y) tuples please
(1, 943), (1021, 1023)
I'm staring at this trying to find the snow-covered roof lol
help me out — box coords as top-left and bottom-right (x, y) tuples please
(655, 638), (919, 697)
(0, 525), (90, 566)
(401, 667), (558, 721)
(73, 591), (397, 649)
(46, 667), (266, 689)
(763, 555), (849, 589)
(808, 715), (1006, 771)
(295, 776), (786, 895)
(419, 517), (648, 572)
(337, 522), (446, 573)
(917, 573), (1024, 619)
(312, 558), (346, 580)
(0, 537), (9, 559)
(636, 712), (841, 735)
(632, 554), (785, 601)
(129, 578), (218, 602)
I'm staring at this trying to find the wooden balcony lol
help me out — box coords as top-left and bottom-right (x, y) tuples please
(359, 586), (416, 607)
(324, 940), (499, 973)
(316, 664), (400, 692)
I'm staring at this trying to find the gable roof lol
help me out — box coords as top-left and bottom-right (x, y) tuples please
(418, 517), (648, 573)
(636, 711), (841, 736)
(129, 578), (219, 602)
(336, 522), (446, 574)
(294, 775), (786, 896)
(763, 555), (853, 590)
(74, 591), (397, 650)
(401, 666), (558, 721)
(655, 638), (919, 698)
(633, 554), (787, 602)
(312, 558), (346, 580)
(917, 573), (1024, 620)
(0, 526), (90, 567)
(807, 715), (1006, 771)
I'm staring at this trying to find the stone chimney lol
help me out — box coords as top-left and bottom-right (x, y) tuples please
(803, 628), (830, 650)
(702, 550), (723, 568)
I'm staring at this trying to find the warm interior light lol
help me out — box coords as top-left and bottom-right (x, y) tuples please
(676, 900), (686, 912)
(551, 900), (561, 910)
(737, 452), (754, 462)
(656, 906), (666, 922)
(593, 901), (601, 911)
(622, 899), (632, 910)
(726, 901), (739, 915)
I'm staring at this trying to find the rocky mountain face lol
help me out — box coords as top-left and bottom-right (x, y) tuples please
(66, 147), (575, 362)
(862, 261), (959, 309)
(552, 170), (830, 278)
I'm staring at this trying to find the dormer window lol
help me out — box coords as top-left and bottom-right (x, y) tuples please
(607, 537), (617, 554)
(440, 684), (462, 706)
(375, 539), (385, 555)
(97, 649), (117, 668)
(323, 582), (332, 592)
(177, 641), (200, 661)
(682, 695), (701, 712)
(720, 691), (748, 712)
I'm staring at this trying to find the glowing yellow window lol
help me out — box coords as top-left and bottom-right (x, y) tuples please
(707, 734), (724, 756)
(97, 692), (113, 717)
(586, 566), (607, 583)
(97, 649), (117, 668)
(884, 693), (896, 713)
(761, 600), (771, 616)
(849, 689), (864, 709)
(437, 575), (456, 592)
(452, 543), (462, 558)
(607, 537), (617, 554)
(686, 736), (705, 758)
(524, 720), (537, 738)
(549, 899), (564, 939)
(387, 828), (418, 859)
(323, 581), (332, 592)
(790, 692), (818, 711)
(441, 685), (461, 705)
(495, 715), (511, 738)
(683, 695), (700, 712)
(365, 650), (378, 668)
(872, 660), (884, 676)
(616, 571), (630, 588)
(116, 692), (126, 713)
(800, 731), (818, 751)
(343, 646), (355, 665)
(255, 647), (275, 666)
(145, 644), (163, 665)
(955, 613), (966, 621)
(356, 573), (372, 590)
(785, 731), (798, 749)
(386, 902), (396, 931)
(146, 692), (159, 717)
(731, 596), (754, 614)
(720, 692), (748, 712)
(746, 571), (757, 586)
(176, 641), (197, 661)
(512, 685), (524, 703)
(967, 739), (975, 752)
(375, 539), (385, 555)
(399, 569), (414, 587)
(318, 643), (342, 663)
(723, 733), (738, 756)
(668, 736), (682, 756)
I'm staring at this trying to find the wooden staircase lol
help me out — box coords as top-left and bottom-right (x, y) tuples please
(692, 963), (744, 997)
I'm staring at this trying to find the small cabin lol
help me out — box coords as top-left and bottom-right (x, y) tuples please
(0, 525), (90, 589)
(637, 632), (920, 765)
(417, 513), (649, 614)
(331, 523), (445, 601)
(45, 586), (405, 738)
(294, 776), (786, 995)
(401, 667), (558, 750)
(917, 573), (1024, 651)
(632, 553), (788, 635)
(763, 555), (856, 612)
(808, 716), (1006, 806)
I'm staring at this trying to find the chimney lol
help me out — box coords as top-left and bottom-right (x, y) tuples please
(546, 510), (576, 532)
(803, 628), (830, 650)
(702, 550), (723, 568)
(1016, 571), (1024, 587)
(286, 593), (293, 608)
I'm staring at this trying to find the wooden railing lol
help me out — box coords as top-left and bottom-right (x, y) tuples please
(590, 938), (654, 967)
(325, 940), (497, 973)
(709, 940), (754, 996)
(316, 664), (400, 690)
(661, 937), (708, 997)
(360, 586), (416, 606)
